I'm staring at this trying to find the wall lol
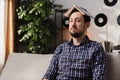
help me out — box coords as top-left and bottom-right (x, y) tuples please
(0, 0), (7, 74)
(55, 0), (120, 46)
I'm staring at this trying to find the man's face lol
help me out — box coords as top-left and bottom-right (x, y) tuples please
(69, 12), (88, 38)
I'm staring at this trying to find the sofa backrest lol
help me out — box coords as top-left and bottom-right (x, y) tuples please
(106, 53), (120, 80)
(0, 53), (53, 80)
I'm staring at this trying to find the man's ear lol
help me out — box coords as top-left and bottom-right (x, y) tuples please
(85, 22), (90, 29)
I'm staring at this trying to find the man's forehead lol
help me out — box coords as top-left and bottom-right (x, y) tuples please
(70, 12), (84, 18)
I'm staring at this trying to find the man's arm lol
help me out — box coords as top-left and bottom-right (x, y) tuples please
(92, 44), (107, 80)
(42, 45), (62, 80)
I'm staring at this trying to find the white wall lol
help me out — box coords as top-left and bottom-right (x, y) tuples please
(0, 0), (7, 74)
(55, 0), (120, 45)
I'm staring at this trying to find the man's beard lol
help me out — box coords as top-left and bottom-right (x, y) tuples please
(70, 31), (84, 38)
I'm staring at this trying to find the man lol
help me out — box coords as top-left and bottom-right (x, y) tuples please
(43, 5), (106, 80)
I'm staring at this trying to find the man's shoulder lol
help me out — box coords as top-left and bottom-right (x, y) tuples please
(89, 40), (103, 48)
(57, 41), (69, 47)
(89, 39), (101, 45)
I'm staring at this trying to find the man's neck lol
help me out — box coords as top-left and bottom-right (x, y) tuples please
(72, 35), (85, 46)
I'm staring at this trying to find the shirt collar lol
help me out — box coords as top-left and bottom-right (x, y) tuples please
(68, 35), (90, 46)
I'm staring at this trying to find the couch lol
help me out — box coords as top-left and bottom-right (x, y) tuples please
(0, 53), (120, 80)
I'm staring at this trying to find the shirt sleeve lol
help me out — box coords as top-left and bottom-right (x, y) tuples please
(92, 43), (107, 80)
(42, 45), (62, 80)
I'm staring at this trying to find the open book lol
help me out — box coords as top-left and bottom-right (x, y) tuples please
(64, 5), (93, 18)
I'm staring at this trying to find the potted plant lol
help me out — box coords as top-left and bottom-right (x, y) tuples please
(16, 0), (62, 54)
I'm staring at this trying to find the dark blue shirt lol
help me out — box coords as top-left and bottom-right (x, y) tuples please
(43, 36), (106, 80)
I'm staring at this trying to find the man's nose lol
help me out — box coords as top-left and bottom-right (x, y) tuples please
(71, 20), (76, 26)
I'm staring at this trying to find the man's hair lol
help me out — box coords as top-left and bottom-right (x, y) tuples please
(70, 8), (91, 23)
(83, 15), (91, 23)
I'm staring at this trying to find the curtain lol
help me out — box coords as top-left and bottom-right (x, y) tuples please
(5, 0), (15, 62)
